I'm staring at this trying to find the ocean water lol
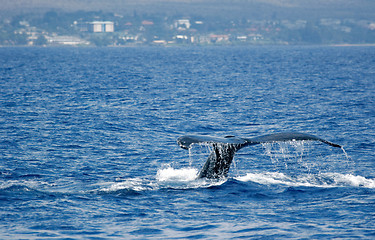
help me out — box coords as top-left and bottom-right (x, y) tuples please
(0, 46), (374, 239)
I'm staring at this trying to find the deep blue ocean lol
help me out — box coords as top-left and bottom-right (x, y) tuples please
(1, 46), (374, 239)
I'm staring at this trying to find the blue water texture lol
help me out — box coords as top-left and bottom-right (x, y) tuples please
(1, 46), (374, 239)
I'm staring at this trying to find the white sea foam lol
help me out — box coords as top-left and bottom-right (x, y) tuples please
(236, 172), (375, 188)
(235, 172), (315, 187)
(100, 167), (224, 192)
(101, 178), (156, 192)
(156, 167), (228, 189)
(325, 173), (375, 188)
(156, 167), (198, 182)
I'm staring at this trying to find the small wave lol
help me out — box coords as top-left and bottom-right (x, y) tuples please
(99, 178), (156, 193)
(0, 180), (53, 191)
(236, 172), (300, 186)
(0, 184), (35, 193)
(0, 183), (59, 201)
(236, 172), (375, 188)
(324, 173), (375, 188)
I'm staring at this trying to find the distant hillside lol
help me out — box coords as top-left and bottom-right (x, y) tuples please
(1, 0), (375, 20)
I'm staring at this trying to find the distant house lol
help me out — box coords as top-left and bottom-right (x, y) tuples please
(46, 36), (89, 45)
(174, 19), (191, 30)
(89, 21), (114, 33)
(369, 23), (375, 30)
(237, 36), (247, 41)
(142, 20), (154, 26)
(209, 34), (229, 43)
(152, 40), (167, 45)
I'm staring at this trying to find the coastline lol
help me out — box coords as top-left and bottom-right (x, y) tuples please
(2, 43), (375, 48)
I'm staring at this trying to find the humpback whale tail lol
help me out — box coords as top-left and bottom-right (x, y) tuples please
(177, 132), (341, 179)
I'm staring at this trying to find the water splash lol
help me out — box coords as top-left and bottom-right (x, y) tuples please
(98, 165), (226, 193)
(233, 141), (372, 188)
(261, 141), (314, 173)
(187, 142), (213, 166)
(146, 140), (360, 191)
(156, 167), (198, 182)
(341, 146), (350, 160)
(236, 172), (375, 189)
(188, 147), (194, 166)
(259, 140), (354, 174)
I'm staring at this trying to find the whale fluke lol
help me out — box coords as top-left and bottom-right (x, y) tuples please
(177, 132), (341, 179)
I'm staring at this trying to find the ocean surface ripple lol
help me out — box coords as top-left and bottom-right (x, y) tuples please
(1, 46), (374, 239)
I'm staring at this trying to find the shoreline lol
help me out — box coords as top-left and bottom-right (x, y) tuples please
(1, 43), (375, 48)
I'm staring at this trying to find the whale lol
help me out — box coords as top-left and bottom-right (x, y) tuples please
(177, 132), (341, 179)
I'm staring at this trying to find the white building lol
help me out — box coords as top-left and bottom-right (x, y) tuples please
(174, 19), (191, 30)
(90, 21), (114, 33)
(46, 36), (90, 45)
